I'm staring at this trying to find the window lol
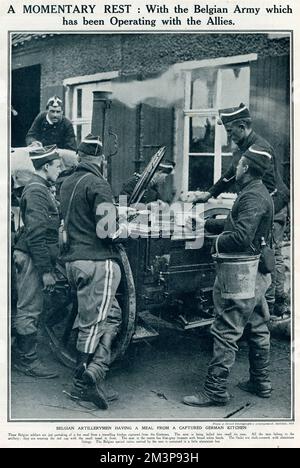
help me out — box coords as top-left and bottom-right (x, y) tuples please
(182, 59), (252, 193)
(70, 81), (112, 142)
(63, 71), (119, 143)
(76, 88), (82, 118)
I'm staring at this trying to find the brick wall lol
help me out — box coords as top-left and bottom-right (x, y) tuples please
(12, 33), (290, 104)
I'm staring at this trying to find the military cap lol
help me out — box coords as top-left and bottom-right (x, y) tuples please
(157, 160), (176, 174)
(29, 144), (60, 170)
(217, 103), (251, 125)
(46, 95), (63, 109)
(77, 133), (103, 157)
(243, 144), (272, 175)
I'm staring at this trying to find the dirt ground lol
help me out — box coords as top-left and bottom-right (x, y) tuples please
(10, 327), (291, 421)
(10, 244), (292, 421)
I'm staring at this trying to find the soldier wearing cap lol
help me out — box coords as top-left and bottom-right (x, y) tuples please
(183, 145), (274, 407)
(60, 134), (122, 409)
(26, 96), (77, 152)
(13, 145), (62, 378)
(120, 160), (176, 204)
(193, 103), (289, 317)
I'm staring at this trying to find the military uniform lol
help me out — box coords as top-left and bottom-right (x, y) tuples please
(13, 145), (61, 379)
(14, 174), (60, 333)
(208, 130), (289, 214)
(120, 172), (160, 204)
(208, 105), (290, 316)
(60, 134), (122, 409)
(120, 160), (175, 204)
(204, 179), (273, 403)
(183, 145), (274, 407)
(61, 161), (122, 357)
(26, 111), (76, 151)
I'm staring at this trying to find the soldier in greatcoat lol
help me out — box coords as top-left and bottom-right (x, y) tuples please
(183, 145), (274, 406)
(13, 145), (61, 378)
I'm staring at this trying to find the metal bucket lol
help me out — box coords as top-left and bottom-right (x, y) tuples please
(212, 233), (260, 299)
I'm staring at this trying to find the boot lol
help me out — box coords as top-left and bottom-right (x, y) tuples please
(14, 333), (58, 379)
(69, 377), (117, 403)
(103, 382), (119, 402)
(74, 350), (108, 410)
(83, 333), (114, 384)
(238, 348), (272, 398)
(275, 292), (289, 305)
(74, 351), (92, 379)
(81, 334), (116, 410)
(274, 293), (290, 318)
(85, 381), (108, 410)
(238, 380), (272, 398)
(69, 376), (108, 409)
(69, 377), (89, 401)
(203, 366), (231, 404)
(182, 391), (228, 407)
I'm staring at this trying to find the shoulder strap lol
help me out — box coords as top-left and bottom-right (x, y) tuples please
(230, 199), (274, 252)
(64, 173), (91, 228)
(244, 200), (275, 252)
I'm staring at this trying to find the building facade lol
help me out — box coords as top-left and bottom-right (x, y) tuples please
(11, 33), (291, 196)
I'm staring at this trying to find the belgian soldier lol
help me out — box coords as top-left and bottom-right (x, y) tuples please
(192, 103), (289, 318)
(26, 96), (77, 152)
(13, 145), (61, 378)
(120, 160), (175, 204)
(55, 149), (79, 201)
(183, 145), (274, 407)
(60, 134), (122, 409)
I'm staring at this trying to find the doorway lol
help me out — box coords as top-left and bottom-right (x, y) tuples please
(11, 64), (41, 147)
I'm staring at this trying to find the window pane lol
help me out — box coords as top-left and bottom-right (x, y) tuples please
(191, 68), (218, 109)
(189, 116), (216, 153)
(219, 66), (250, 108)
(77, 88), (82, 118)
(189, 156), (214, 191)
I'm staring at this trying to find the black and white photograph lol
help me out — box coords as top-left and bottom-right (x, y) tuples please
(9, 30), (293, 425)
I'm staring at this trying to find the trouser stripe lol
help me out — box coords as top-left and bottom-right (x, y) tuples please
(84, 260), (113, 354)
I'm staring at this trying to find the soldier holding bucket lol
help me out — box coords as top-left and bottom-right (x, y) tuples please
(183, 145), (274, 407)
(193, 103), (289, 318)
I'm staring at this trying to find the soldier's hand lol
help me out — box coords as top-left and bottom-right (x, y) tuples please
(42, 272), (57, 293)
(193, 191), (212, 203)
(28, 140), (43, 149)
(179, 191), (211, 204)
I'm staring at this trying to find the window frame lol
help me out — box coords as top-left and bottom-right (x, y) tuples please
(180, 54), (257, 194)
(63, 71), (119, 140)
